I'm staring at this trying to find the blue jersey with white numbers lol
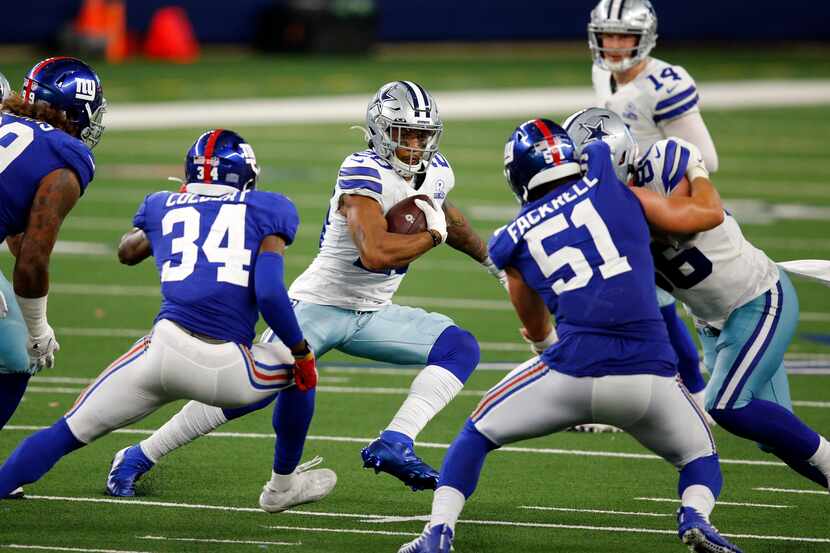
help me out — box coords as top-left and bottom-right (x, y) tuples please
(0, 113), (95, 241)
(133, 188), (299, 347)
(488, 141), (676, 378)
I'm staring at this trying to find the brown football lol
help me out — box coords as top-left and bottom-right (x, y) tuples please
(385, 194), (432, 234)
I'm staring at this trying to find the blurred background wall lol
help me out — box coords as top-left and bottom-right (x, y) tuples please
(2, 0), (827, 48)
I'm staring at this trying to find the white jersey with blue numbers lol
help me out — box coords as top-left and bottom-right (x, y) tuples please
(592, 57), (700, 153)
(289, 149), (455, 311)
(637, 139), (779, 329)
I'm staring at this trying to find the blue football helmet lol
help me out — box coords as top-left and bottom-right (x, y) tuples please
(184, 129), (260, 192)
(21, 56), (106, 149)
(504, 118), (581, 204)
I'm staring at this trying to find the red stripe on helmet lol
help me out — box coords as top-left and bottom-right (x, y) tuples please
(202, 129), (223, 183)
(531, 119), (562, 165)
(23, 56), (73, 105)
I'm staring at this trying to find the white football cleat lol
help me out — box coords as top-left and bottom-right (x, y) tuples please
(691, 391), (717, 427)
(259, 456), (337, 513)
(567, 424), (623, 433)
(8, 487), (24, 499)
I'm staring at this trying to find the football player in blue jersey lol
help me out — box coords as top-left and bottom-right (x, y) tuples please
(399, 119), (742, 553)
(581, 0), (717, 429)
(104, 81), (499, 498)
(0, 130), (336, 511)
(571, 107), (830, 494)
(0, 58), (105, 447)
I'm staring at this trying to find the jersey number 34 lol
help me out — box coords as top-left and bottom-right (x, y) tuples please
(161, 205), (252, 287)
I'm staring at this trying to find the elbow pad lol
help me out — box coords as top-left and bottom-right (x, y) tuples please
(254, 252), (304, 348)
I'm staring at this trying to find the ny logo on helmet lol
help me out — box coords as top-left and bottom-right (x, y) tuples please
(75, 79), (96, 101)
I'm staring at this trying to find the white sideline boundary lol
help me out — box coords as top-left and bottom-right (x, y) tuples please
(2, 546), (153, 553)
(3, 425), (786, 467)
(754, 487), (829, 496)
(138, 535), (299, 547)
(518, 505), (671, 517)
(261, 526), (419, 538)
(18, 495), (830, 545)
(104, 80), (830, 131)
(634, 497), (791, 509)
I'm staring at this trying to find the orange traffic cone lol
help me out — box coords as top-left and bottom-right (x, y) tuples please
(143, 7), (200, 63)
(74, 0), (108, 39)
(105, 0), (128, 63)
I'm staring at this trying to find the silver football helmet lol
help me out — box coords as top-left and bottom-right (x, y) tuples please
(0, 72), (11, 102)
(564, 107), (639, 184)
(366, 81), (442, 178)
(588, 0), (658, 72)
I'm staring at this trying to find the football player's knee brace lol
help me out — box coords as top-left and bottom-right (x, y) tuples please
(679, 454), (722, 499)
(427, 326), (480, 384)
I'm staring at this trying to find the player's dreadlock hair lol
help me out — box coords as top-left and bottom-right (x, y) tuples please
(1, 92), (79, 137)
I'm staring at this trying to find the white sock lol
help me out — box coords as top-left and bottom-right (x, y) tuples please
(386, 365), (463, 440)
(140, 401), (228, 463)
(808, 435), (830, 486)
(270, 470), (297, 492)
(430, 485), (466, 531)
(681, 484), (716, 520)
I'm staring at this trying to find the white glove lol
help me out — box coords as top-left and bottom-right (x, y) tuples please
(674, 138), (709, 182)
(482, 256), (508, 291)
(28, 324), (59, 371)
(520, 326), (558, 355)
(414, 199), (448, 244)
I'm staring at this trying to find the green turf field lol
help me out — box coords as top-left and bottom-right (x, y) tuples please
(1, 50), (829, 552)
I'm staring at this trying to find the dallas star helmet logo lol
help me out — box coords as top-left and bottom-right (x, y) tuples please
(578, 116), (611, 145)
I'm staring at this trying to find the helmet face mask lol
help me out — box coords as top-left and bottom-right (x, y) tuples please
(563, 107), (639, 184)
(21, 57), (107, 148)
(588, 0), (658, 73)
(184, 129), (260, 193)
(366, 81), (443, 179)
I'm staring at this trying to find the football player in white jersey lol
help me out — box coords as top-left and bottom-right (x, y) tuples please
(105, 81), (503, 497)
(573, 107), (830, 493)
(585, 0), (718, 425)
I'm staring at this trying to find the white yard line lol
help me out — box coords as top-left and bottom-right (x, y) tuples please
(518, 505), (672, 517)
(104, 80), (830, 131)
(2, 546), (153, 553)
(138, 535), (299, 547)
(20, 495), (830, 544)
(262, 525), (419, 537)
(634, 497), (792, 509)
(754, 487), (829, 495)
(6, 426), (785, 467)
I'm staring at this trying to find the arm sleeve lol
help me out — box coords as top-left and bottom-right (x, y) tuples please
(54, 136), (95, 194)
(259, 194), (300, 246)
(332, 156), (385, 207)
(487, 227), (514, 270)
(652, 66), (699, 125)
(661, 112), (719, 173)
(254, 251), (304, 348)
(636, 139), (691, 196)
(132, 195), (151, 230)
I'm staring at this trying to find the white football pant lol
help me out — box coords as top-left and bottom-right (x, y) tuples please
(472, 357), (715, 467)
(65, 319), (294, 444)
